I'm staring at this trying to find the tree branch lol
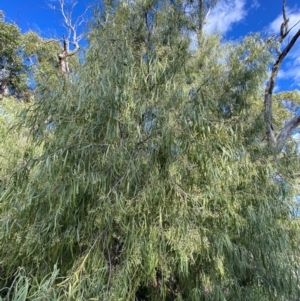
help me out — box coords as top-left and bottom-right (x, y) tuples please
(47, 0), (89, 73)
(276, 114), (300, 148)
(264, 0), (300, 148)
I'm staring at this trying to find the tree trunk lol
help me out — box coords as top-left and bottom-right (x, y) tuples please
(0, 82), (9, 96)
(58, 36), (78, 74)
(58, 52), (69, 74)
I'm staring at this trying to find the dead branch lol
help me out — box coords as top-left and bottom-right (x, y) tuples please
(47, 0), (90, 73)
(264, 0), (300, 148)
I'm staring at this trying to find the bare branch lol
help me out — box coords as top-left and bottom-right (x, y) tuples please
(282, 0), (287, 20)
(276, 114), (300, 148)
(279, 8), (289, 43)
(264, 0), (300, 148)
(281, 19), (300, 42)
(70, 1), (78, 15)
(203, 8), (211, 25)
(47, 0), (89, 73)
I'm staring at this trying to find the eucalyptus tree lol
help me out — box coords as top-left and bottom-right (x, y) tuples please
(0, 15), (27, 95)
(0, 1), (300, 301)
(22, 0), (86, 90)
(46, 0), (88, 74)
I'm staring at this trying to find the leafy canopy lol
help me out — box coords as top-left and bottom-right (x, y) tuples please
(1, 1), (300, 300)
(0, 19), (27, 94)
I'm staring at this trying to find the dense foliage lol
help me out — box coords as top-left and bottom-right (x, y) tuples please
(0, 14), (79, 97)
(0, 19), (27, 95)
(0, 1), (300, 300)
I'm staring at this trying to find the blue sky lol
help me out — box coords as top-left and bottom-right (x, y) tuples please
(1, 0), (91, 39)
(1, 0), (300, 92)
(200, 0), (300, 93)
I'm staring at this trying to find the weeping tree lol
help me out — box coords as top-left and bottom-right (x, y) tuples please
(1, 0), (300, 300)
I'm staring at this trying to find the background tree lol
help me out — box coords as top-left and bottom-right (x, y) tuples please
(46, 0), (88, 74)
(21, 0), (85, 93)
(0, 0), (85, 101)
(0, 15), (27, 96)
(184, 0), (218, 42)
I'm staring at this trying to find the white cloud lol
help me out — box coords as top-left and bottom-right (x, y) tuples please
(274, 84), (281, 93)
(250, 0), (260, 10)
(277, 69), (287, 80)
(268, 8), (300, 58)
(269, 10), (300, 37)
(204, 0), (247, 35)
(278, 67), (300, 82)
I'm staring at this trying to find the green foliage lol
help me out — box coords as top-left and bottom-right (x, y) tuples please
(0, 19), (27, 93)
(0, 98), (34, 177)
(22, 31), (80, 84)
(0, 1), (300, 300)
(22, 31), (61, 76)
(0, 15), (81, 96)
(272, 90), (300, 133)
